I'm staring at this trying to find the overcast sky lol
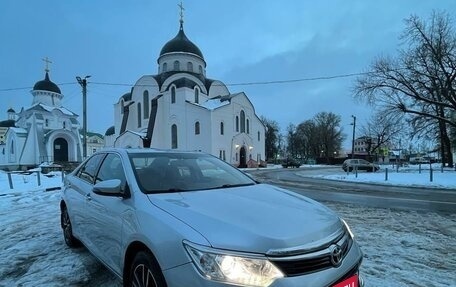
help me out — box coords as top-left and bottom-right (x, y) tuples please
(1, 0), (454, 149)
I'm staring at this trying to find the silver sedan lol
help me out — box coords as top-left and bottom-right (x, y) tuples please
(60, 148), (364, 287)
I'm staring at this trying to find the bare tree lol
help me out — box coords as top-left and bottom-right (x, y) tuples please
(359, 111), (406, 160)
(314, 112), (345, 161)
(288, 112), (345, 162)
(354, 11), (456, 167)
(260, 116), (280, 162)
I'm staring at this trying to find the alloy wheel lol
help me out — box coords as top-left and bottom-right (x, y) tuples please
(132, 263), (157, 287)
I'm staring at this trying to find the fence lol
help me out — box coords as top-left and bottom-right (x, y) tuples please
(346, 163), (454, 184)
(6, 169), (65, 190)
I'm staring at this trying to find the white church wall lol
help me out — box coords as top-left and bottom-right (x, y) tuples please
(158, 53), (206, 76)
(5, 129), (27, 165)
(230, 94), (266, 162)
(0, 143), (6, 165)
(210, 108), (233, 162)
(184, 104), (211, 152)
(127, 76), (161, 133)
(32, 91), (62, 107)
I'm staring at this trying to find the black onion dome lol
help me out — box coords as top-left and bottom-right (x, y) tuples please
(160, 24), (204, 59)
(7, 108), (15, 113)
(33, 72), (61, 94)
(105, 126), (115, 136)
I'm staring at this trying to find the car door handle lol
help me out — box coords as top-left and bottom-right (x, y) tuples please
(85, 194), (92, 201)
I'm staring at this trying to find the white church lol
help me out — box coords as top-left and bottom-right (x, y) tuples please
(105, 14), (266, 167)
(0, 69), (83, 170)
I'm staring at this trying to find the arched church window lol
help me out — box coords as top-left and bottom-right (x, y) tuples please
(258, 131), (260, 141)
(187, 62), (193, 72)
(236, 116), (239, 132)
(143, 90), (149, 119)
(195, 121), (200, 135)
(171, 86), (176, 103)
(11, 140), (14, 154)
(194, 88), (199, 104)
(246, 119), (250, 134)
(163, 62), (168, 72)
(171, 124), (178, 149)
(137, 103), (142, 128)
(220, 122), (224, 135)
(174, 61), (180, 71)
(45, 119), (49, 127)
(199, 65), (203, 74)
(240, 110), (246, 133)
(63, 121), (66, 129)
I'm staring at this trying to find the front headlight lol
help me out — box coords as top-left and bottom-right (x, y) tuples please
(184, 241), (283, 287)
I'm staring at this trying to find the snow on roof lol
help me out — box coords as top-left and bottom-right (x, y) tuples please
(201, 93), (239, 110)
(26, 103), (76, 116)
(8, 127), (27, 134)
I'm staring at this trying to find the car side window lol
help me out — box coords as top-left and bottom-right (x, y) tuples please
(77, 154), (105, 184)
(96, 154), (127, 189)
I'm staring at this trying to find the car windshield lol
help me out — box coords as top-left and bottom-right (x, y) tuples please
(129, 152), (255, 194)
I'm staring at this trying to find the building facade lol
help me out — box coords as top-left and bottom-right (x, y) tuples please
(0, 71), (83, 170)
(105, 18), (265, 167)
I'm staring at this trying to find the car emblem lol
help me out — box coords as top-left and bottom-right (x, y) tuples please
(329, 244), (343, 267)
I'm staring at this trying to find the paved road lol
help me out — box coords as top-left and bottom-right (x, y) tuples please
(246, 167), (456, 214)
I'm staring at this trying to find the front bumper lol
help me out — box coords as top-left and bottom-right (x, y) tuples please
(162, 241), (364, 287)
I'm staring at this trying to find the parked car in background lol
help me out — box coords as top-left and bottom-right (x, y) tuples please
(61, 148), (364, 287)
(342, 159), (380, 172)
(281, 157), (301, 168)
(409, 157), (430, 164)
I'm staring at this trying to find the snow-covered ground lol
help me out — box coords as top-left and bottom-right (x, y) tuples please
(311, 164), (456, 189)
(0, 170), (455, 286)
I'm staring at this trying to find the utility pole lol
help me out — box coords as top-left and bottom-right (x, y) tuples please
(351, 115), (356, 159)
(76, 75), (91, 159)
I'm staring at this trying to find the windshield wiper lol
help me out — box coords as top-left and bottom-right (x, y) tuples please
(145, 188), (185, 194)
(218, 183), (255, 189)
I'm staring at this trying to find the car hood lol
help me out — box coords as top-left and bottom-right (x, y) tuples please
(147, 184), (342, 254)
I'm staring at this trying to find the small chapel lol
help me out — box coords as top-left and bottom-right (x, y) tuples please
(105, 7), (266, 167)
(0, 62), (83, 170)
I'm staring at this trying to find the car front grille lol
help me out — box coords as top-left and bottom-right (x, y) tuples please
(269, 230), (352, 276)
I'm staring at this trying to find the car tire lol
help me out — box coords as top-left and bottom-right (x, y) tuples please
(61, 207), (81, 248)
(128, 251), (167, 287)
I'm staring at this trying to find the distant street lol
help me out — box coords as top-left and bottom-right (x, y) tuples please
(246, 166), (456, 214)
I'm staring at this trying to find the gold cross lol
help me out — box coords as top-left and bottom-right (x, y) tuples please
(178, 1), (185, 23)
(42, 57), (52, 73)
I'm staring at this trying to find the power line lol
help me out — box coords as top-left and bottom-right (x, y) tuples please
(0, 71), (374, 92)
(0, 82), (77, 92)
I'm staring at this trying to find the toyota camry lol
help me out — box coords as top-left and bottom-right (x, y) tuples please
(60, 148), (364, 287)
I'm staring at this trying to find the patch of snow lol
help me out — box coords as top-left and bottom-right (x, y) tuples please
(313, 167), (456, 189)
(0, 170), (455, 286)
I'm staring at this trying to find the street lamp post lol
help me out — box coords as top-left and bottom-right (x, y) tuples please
(351, 115), (356, 159)
(76, 75), (91, 159)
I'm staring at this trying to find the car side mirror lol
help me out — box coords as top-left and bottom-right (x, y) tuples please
(93, 179), (126, 197)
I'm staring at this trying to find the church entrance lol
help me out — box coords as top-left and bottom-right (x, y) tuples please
(53, 138), (68, 162)
(239, 146), (247, 168)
